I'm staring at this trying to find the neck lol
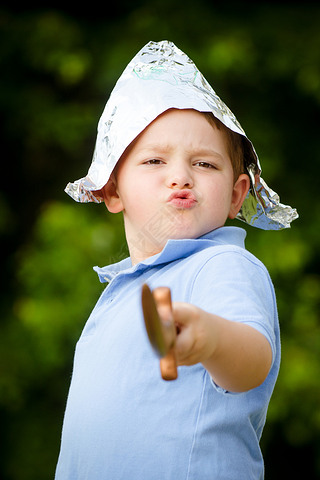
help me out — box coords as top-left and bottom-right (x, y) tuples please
(127, 238), (164, 265)
(125, 225), (165, 265)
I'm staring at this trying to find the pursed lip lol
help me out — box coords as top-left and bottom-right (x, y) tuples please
(167, 190), (197, 209)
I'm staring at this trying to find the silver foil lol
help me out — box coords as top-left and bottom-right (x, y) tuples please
(65, 40), (298, 230)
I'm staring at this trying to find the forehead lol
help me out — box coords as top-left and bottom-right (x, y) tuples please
(126, 109), (229, 154)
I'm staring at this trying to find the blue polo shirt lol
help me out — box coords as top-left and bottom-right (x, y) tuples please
(55, 226), (280, 480)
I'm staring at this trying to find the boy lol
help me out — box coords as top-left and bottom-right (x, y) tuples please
(55, 41), (298, 479)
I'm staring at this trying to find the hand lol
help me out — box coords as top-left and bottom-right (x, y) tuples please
(172, 302), (217, 366)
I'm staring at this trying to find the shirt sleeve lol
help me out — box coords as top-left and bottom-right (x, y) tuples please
(189, 247), (278, 368)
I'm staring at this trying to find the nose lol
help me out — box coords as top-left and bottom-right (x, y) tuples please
(170, 178), (192, 188)
(167, 164), (193, 189)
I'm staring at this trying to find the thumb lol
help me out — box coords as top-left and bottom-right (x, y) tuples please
(172, 302), (199, 329)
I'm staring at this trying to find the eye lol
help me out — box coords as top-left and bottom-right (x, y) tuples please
(194, 161), (216, 169)
(143, 159), (164, 165)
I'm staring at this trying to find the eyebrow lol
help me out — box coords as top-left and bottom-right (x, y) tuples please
(137, 144), (225, 160)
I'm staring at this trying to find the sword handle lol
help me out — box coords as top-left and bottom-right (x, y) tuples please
(160, 348), (178, 381)
(153, 287), (178, 381)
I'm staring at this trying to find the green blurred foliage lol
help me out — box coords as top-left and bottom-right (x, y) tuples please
(1, 3), (320, 479)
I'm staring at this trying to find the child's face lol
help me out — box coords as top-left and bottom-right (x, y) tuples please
(102, 109), (249, 264)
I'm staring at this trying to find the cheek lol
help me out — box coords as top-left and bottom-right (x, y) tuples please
(119, 179), (155, 215)
(206, 178), (232, 201)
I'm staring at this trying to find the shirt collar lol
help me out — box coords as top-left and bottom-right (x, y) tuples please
(94, 226), (247, 283)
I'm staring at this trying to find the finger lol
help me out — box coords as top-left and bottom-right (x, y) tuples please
(172, 302), (198, 330)
(175, 327), (198, 365)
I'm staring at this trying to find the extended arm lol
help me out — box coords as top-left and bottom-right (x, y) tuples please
(173, 302), (273, 392)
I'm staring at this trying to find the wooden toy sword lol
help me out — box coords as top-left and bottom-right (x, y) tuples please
(141, 284), (178, 381)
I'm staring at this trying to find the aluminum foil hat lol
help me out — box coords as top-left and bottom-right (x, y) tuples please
(65, 40), (298, 230)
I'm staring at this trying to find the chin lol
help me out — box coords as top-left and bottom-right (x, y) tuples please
(165, 228), (203, 242)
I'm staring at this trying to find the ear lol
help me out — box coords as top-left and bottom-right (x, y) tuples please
(228, 174), (251, 219)
(101, 175), (124, 213)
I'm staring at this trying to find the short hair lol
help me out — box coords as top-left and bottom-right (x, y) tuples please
(203, 112), (250, 182)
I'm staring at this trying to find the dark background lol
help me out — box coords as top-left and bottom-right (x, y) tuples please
(1, 3), (320, 478)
